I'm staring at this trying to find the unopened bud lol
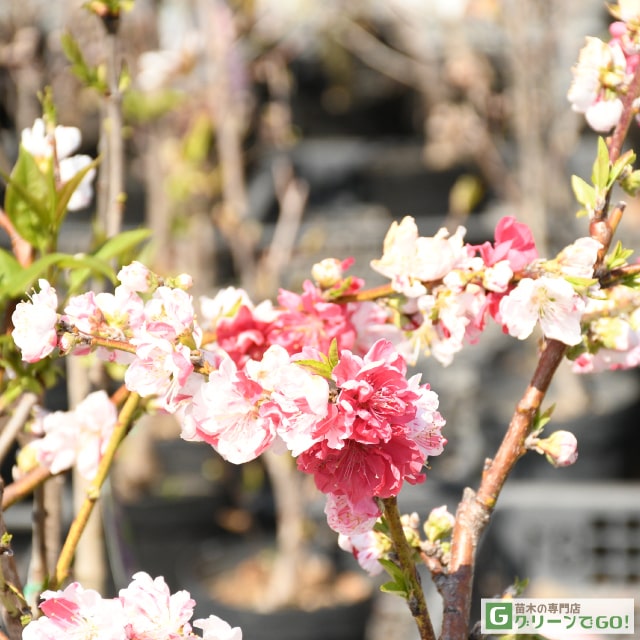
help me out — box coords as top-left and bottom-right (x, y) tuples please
(531, 430), (579, 467)
(311, 258), (344, 289)
(423, 505), (455, 543)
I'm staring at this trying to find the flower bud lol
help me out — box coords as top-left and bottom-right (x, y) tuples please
(311, 258), (344, 289)
(532, 430), (579, 467)
(423, 505), (455, 543)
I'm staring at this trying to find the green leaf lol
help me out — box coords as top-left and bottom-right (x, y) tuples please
(2, 147), (55, 248)
(532, 404), (555, 433)
(564, 276), (598, 289)
(60, 32), (107, 92)
(570, 175), (596, 211)
(0, 249), (21, 289)
(379, 581), (408, 597)
(608, 149), (635, 188)
(591, 136), (610, 191)
(54, 155), (101, 226)
(295, 358), (333, 380)
(606, 241), (634, 269)
(327, 338), (339, 369)
(3, 253), (116, 300)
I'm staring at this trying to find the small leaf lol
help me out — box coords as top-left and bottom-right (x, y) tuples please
(606, 241), (634, 269)
(3, 253), (116, 299)
(532, 404), (555, 432)
(608, 149), (635, 188)
(591, 136), (610, 191)
(570, 175), (596, 210)
(295, 358), (333, 380)
(60, 32), (107, 92)
(2, 148), (55, 248)
(379, 581), (408, 597)
(327, 338), (339, 369)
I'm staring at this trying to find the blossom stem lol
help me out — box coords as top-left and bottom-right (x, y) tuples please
(381, 496), (436, 640)
(337, 283), (396, 303)
(52, 391), (140, 589)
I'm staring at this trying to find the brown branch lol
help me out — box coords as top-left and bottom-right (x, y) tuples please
(2, 466), (53, 511)
(439, 338), (567, 639)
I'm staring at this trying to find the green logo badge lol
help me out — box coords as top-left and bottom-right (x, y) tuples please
(484, 602), (513, 631)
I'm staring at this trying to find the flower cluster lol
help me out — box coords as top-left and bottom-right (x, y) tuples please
(10, 208), (613, 533)
(22, 572), (241, 640)
(370, 216), (600, 364)
(567, 1), (640, 132)
(12, 260), (446, 536)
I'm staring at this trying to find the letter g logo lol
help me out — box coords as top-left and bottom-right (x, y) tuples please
(484, 602), (513, 630)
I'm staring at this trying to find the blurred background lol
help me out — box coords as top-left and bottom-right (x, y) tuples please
(1, 0), (639, 638)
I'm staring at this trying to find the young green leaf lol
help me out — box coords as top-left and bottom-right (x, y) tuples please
(570, 175), (596, 214)
(591, 136), (610, 192)
(3, 252), (116, 300)
(608, 149), (635, 188)
(295, 358), (333, 380)
(2, 147), (55, 248)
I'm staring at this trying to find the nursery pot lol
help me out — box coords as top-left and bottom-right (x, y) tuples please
(178, 539), (375, 640)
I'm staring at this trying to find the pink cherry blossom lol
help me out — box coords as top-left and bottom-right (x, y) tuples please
(125, 335), (195, 412)
(29, 410), (81, 475)
(370, 216), (467, 297)
(267, 280), (357, 355)
(297, 339), (445, 515)
(192, 615), (243, 640)
(11, 279), (59, 363)
(245, 345), (330, 456)
(28, 390), (117, 480)
(338, 529), (387, 576)
(499, 276), (586, 346)
(567, 37), (629, 132)
(117, 261), (155, 293)
(73, 390), (119, 479)
(475, 216), (538, 272)
(182, 355), (276, 463)
(23, 582), (127, 640)
(141, 285), (200, 343)
(119, 571), (195, 640)
(323, 493), (381, 536)
(211, 304), (272, 367)
(555, 237), (602, 279)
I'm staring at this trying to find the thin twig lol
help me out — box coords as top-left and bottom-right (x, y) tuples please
(52, 391), (139, 589)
